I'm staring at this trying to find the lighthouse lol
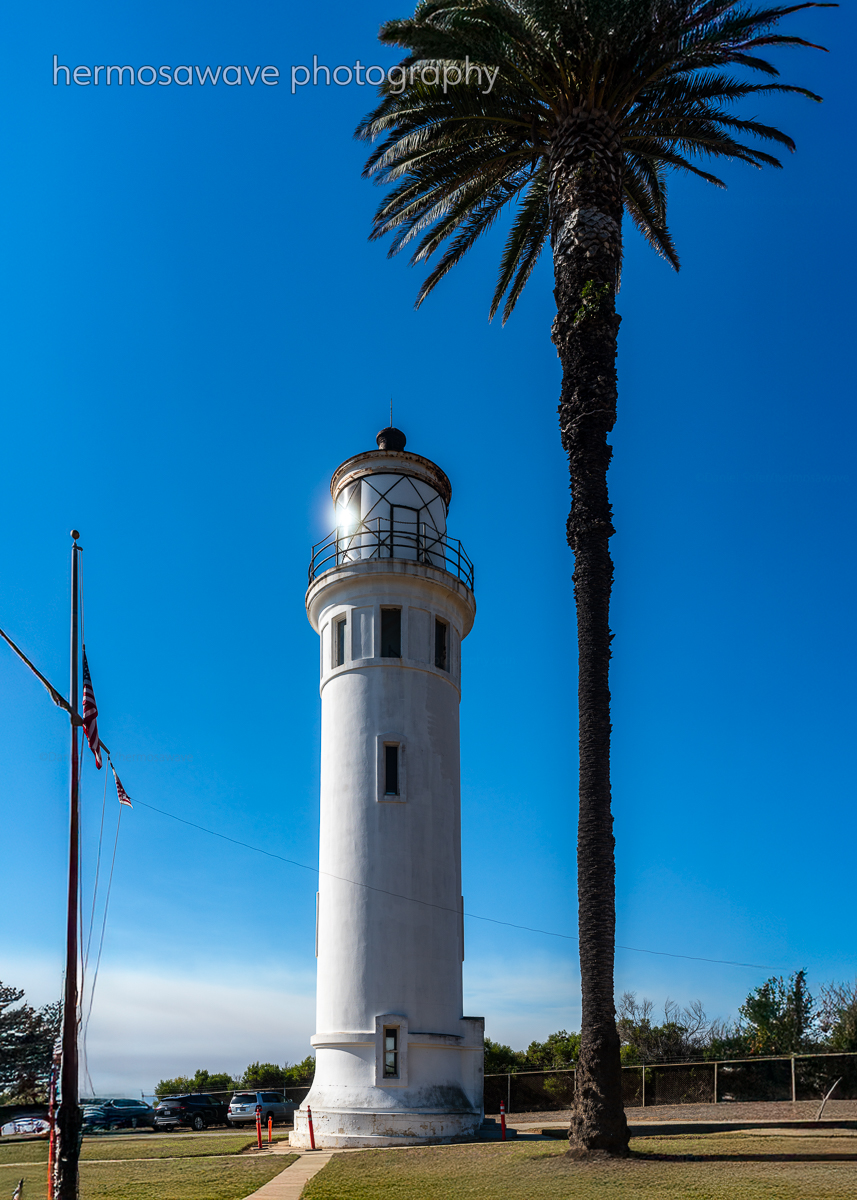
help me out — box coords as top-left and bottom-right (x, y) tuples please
(290, 427), (484, 1148)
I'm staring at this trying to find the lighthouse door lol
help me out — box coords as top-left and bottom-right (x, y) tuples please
(391, 505), (420, 561)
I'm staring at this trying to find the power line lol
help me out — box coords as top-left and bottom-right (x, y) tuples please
(1, 623), (785, 976)
(131, 797), (782, 971)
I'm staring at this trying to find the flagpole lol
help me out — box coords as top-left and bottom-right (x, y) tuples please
(56, 529), (82, 1200)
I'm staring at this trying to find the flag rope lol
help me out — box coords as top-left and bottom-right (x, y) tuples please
(77, 728), (85, 1028)
(79, 544), (85, 652)
(82, 785), (123, 1056)
(83, 766), (110, 977)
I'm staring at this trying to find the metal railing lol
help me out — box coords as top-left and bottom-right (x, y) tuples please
(484, 1050), (857, 1113)
(309, 518), (474, 592)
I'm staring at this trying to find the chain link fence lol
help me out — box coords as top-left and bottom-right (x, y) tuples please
(485, 1050), (857, 1114)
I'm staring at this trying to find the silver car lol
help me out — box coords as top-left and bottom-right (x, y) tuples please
(227, 1090), (296, 1127)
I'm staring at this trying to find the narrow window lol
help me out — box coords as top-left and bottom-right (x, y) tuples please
(434, 618), (448, 671)
(380, 607), (401, 657)
(334, 616), (347, 667)
(383, 1027), (399, 1078)
(384, 745), (399, 796)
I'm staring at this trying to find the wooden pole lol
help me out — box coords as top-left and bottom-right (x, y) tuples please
(56, 532), (82, 1200)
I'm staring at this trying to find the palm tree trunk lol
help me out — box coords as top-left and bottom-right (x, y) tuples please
(549, 108), (629, 1157)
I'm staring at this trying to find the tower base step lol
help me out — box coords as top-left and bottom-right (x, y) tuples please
(290, 1107), (482, 1148)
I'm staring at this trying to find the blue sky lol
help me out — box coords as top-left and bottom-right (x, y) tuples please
(1, 2), (854, 1095)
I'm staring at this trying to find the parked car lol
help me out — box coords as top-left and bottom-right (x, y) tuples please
(0, 1116), (50, 1137)
(81, 1099), (155, 1132)
(153, 1094), (229, 1131)
(227, 1091), (296, 1127)
(81, 1105), (109, 1133)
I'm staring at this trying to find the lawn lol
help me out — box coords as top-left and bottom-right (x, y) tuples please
(301, 1131), (857, 1200)
(0, 1134), (296, 1199)
(0, 1133), (267, 1164)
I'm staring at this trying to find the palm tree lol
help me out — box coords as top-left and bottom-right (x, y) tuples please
(356, 0), (831, 1155)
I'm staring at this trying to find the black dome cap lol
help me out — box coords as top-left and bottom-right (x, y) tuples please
(376, 427), (407, 451)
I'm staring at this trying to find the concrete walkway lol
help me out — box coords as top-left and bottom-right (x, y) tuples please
(243, 1148), (339, 1199)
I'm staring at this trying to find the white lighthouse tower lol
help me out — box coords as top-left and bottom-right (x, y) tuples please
(291, 427), (484, 1148)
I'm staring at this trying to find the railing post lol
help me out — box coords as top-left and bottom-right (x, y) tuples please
(641, 1065), (645, 1108)
(713, 1061), (718, 1104)
(791, 1055), (796, 1104)
(507, 1073), (511, 1115)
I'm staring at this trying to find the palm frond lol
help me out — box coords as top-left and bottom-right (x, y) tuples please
(357, 0), (833, 318)
(489, 168), (550, 320)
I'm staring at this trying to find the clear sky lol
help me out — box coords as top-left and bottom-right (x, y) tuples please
(1, 2), (854, 1097)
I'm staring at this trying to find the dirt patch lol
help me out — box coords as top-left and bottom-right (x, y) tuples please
(506, 1099), (857, 1127)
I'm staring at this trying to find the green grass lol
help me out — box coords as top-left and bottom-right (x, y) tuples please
(0, 1141), (48, 1164)
(82, 1134), (268, 1160)
(301, 1133), (857, 1200)
(0, 1136), (297, 1199)
(0, 1133), (267, 1164)
(0, 1156), (296, 1200)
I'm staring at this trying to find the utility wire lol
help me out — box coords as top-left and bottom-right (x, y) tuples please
(131, 796), (782, 971)
(0, 625), (784, 973)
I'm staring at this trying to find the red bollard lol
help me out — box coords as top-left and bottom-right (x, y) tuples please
(268, 1114), (273, 1144)
(307, 1105), (316, 1150)
(500, 1101), (507, 1141)
(255, 1107), (262, 1149)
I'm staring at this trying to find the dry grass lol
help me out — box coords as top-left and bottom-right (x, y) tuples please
(302, 1131), (857, 1200)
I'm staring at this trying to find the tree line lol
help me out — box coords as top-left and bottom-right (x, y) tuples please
(153, 1058), (317, 1099)
(0, 981), (61, 1105)
(484, 971), (857, 1073)
(5, 968), (854, 1104)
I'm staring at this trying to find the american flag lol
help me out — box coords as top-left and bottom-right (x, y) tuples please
(81, 650), (102, 769)
(111, 763), (133, 808)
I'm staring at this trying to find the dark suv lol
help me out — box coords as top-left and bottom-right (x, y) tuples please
(153, 1093), (229, 1131)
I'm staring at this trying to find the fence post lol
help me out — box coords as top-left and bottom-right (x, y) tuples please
(713, 1061), (718, 1105)
(507, 1073), (511, 1115)
(641, 1066), (645, 1108)
(791, 1056), (796, 1104)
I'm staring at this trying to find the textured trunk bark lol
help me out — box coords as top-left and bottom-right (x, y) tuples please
(55, 1098), (81, 1199)
(549, 107), (629, 1157)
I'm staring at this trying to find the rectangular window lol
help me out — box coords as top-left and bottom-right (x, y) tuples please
(380, 607), (401, 657)
(434, 618), (448, 671)
(384, 744), (399, 796)
(334, 616), (347, 667)
(383, 1027), (399, 1078)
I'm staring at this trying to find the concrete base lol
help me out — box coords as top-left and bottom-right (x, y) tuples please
(290, 1106), (482, 1148)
